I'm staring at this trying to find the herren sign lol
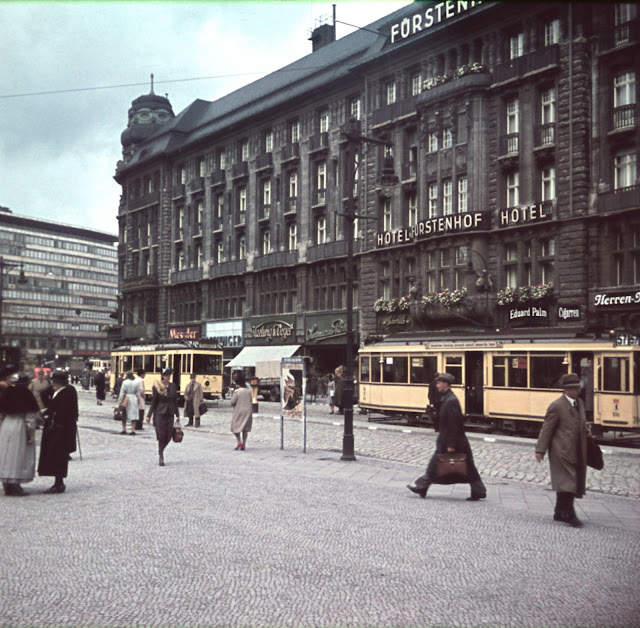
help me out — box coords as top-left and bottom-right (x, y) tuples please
(593, 291), (640, 307)
(376, 211), (489, 248)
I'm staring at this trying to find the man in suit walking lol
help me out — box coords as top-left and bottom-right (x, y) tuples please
(535, 373), (588, 528)
(37, 370), (78, 494)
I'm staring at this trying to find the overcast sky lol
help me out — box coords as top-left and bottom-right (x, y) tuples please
(0, 0), (410, 235)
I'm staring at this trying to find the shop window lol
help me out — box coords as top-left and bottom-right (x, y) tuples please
(382, 356), (408, 383)
(508, 355), (528, 388)
(530, 355), (565, 389)
(410, 356), (437, 384)
(603, 357), (629, 392)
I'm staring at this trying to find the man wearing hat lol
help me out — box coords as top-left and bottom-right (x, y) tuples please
(37, 370), (78, 493)
(408, 372), (486, 500)
(535, 373), (588, 527)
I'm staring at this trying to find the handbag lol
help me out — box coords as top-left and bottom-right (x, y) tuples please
(172, 418), (184, 443)
(586, 436), (604, 470)
(436, 453), (468, 479)
(113, 395), (128, 421)
(198, 401), (208, 415)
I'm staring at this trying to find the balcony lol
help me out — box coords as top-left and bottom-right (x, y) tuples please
(599, 184), (640, 214)
(309, 132), (329, 153)
(312, 189), (327, 207)
(171, 267), (204, 284)
(534, 123), (556, 147)
(282, 142), (300, 162)
(210, 169), (226, 187)
(259, 205), (271, 223)
(171, 184), (185, 199)
(122, 273), (159, 290)
(255, 153), (273, 172)
(212, 218), (223, 232)
(401, 162), (417, 181)
(492, 45), (559, 85)
(284, 198), (297, 215)
(130, 190), (160, 210)
(599, 21), (638, 53)
(612, 104), (637, 131)
(190, 177), (205, 193)
(372, 96), (418, 127)
(253, 249), (299, 270)
(416, 71), (491, 109)
(306, 239), (361, 262)
(499, 133), (519, 156)
(210, 259), (246, 278)
(232, 161), (248, 179)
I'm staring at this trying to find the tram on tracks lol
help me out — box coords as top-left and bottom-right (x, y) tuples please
(358, 333), (640, 435)
(110, 344), (224, 399)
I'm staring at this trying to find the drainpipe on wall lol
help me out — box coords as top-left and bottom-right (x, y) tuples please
(569, 3), (574, 217)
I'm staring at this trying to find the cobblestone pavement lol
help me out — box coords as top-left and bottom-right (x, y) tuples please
(1, 388), (639, 628)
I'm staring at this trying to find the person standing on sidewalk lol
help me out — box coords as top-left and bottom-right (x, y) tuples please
(29, 369), (52, 416)
(134, 369), (146, 431)
(535, 373), (588, 528)
(94, 368), (106, 406)
(146, 368), (180, 466)
(230, 372), (252, 450)
(0, 369), (40, 496)
(38, 370), (78, 494)
(327, 374), (335, 414)
(117, 372), (140, 436)
(408, 372), (486, 501)
(184, 373), (203, 427)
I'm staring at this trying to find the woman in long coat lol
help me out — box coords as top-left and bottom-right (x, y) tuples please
(94, 369), (106, 405)
(117, 372), (139, 435)
(0, 369), (40, 496)
(146, 368), (180, 466)
(38, 370), (78, 494)
(536, 373), (588, 527)
(230, 372), (252, 450)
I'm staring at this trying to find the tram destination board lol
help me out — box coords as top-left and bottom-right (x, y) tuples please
(615, 333), (640, 346)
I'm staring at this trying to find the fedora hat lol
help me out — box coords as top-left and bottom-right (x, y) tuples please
(51, 370), (69, 383)
(436, 372), (455, 385)
(559, 373), (581, 388)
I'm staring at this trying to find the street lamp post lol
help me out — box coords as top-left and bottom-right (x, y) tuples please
(0, 256), (28, 345)
(340, 118), (396, 462)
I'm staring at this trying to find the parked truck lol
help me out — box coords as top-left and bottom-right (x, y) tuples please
(255, 360), (282, 402)
(67, 357), (88, 385)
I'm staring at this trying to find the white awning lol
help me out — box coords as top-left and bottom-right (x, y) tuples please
(226, 345), (301, 368)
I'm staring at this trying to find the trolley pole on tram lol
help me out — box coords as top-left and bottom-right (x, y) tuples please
(340, 119), (397, 462)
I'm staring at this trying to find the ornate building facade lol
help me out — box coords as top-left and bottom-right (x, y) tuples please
(113, 2), (640, 370)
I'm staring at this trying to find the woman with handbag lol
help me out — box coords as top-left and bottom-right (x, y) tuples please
(117, 372), (139, 435)
(146, 368), (180, 466)
(0, 368), (40, 496)
(230, 371), (252, 450)
(408, 372), (486, 501)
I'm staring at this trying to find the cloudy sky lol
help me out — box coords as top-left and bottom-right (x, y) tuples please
(0, 0), (409, 235)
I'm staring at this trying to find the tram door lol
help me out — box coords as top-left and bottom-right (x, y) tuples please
(465, 351), (484, 415)
(173, 354), (182, 391)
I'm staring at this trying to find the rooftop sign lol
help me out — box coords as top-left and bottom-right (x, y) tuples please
(390, 1), (483, 45)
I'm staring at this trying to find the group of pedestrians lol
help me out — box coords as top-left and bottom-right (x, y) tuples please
(0, 365), (78, 496)
(408, 371), (591, 528)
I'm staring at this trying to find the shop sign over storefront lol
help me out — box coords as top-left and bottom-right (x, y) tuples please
(203, 320), (244, 349)
(168, 325), (200, 340)
(594, 291), (640, 307)
(247, 317), (295, 344)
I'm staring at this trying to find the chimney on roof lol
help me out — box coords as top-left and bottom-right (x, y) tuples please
(309, 7), (336, 53)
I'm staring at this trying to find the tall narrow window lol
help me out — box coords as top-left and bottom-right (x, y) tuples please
(218, 149), (226, 170)
(507, 98), (519, 135)
(350, 97), (361, 120)
(428, 182), (438, 218)
(614, 151), (637, 189)
(240, 139), (249, 162)
(505, 243), (518, 289)
(177, 206), (184, 239)
(196, 200), (204, 232)
(386, 80), (396, 105)
(411, 72), (422, 96)
(442, 127), (453, 149)
(239, 187), (247, 217)
(319, 110), (329, 133)
(317, 162), (327, 204)
(457, 177), (468, 213)
(408, 194), (418, 227)
(509, 32), (524, 59)
(428, 132), (438, 153)
(238, 236), (246, 260)
(290, 120), (300, 143)
(383, 199), (392, 231)
(264, 130), (273, 153)
(198, 157), (206, 178)
(195, 243), (203, 268)
(262, 180), (271, 216)
(507, 171), (519, 207)
(216, 194), (224, 220)
(544, 19), (560, 46)
(262, 231), (271, 255)
(614, 72), (636, 107)
(542, 167), (556, 201)
(317, 217), (327, 244)
(443, 180), (453, 215)
(288, 172), (298, 211)
(541, 88), (556, 124)
(217, 242), (224, 264)
(179, 166), (187, 185)
(615, 3), (637, 25)
(288, 224), (297, 251)
(177, 248), (185, 271)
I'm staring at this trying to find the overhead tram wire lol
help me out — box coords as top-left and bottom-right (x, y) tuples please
(0, 66), (328, 100)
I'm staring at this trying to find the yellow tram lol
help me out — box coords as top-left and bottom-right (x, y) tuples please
(358, 334), (640, 435)
(110, 344), (224, 399)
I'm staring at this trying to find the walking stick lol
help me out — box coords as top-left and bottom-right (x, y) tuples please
(76, 426), (83, 461)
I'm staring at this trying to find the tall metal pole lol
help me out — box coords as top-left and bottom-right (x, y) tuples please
(341, 138), (356, 461)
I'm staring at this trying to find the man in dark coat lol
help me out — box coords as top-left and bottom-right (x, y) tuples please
(37, 370), (78, 493)
(535, 373), (588, 528)
(427, 374), (441, 432)
(408, 372), (486, 500)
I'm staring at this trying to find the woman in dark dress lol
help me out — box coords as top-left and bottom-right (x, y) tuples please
(146, 368), (180, 466)
(94, 369), (106, 405)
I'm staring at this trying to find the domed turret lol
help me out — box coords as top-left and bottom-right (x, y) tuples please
(121, 74), (174, 162)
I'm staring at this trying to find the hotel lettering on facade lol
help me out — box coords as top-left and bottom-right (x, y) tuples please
(113, 2), (640, 370)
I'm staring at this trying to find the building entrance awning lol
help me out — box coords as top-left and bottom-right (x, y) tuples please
(226, 345), (301, 368)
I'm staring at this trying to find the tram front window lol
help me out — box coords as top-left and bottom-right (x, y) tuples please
(383, 356), (408, 383)
(603, 357), (629, 392)
(193, 354), (222, 375)
(410, 356), (437, 384)
(530, 355), (565, 389)
(360, 357), (370, 383)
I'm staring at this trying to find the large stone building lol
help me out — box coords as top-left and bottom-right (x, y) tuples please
(0, 208), (118, 368)
(113, 2), (640, 372)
